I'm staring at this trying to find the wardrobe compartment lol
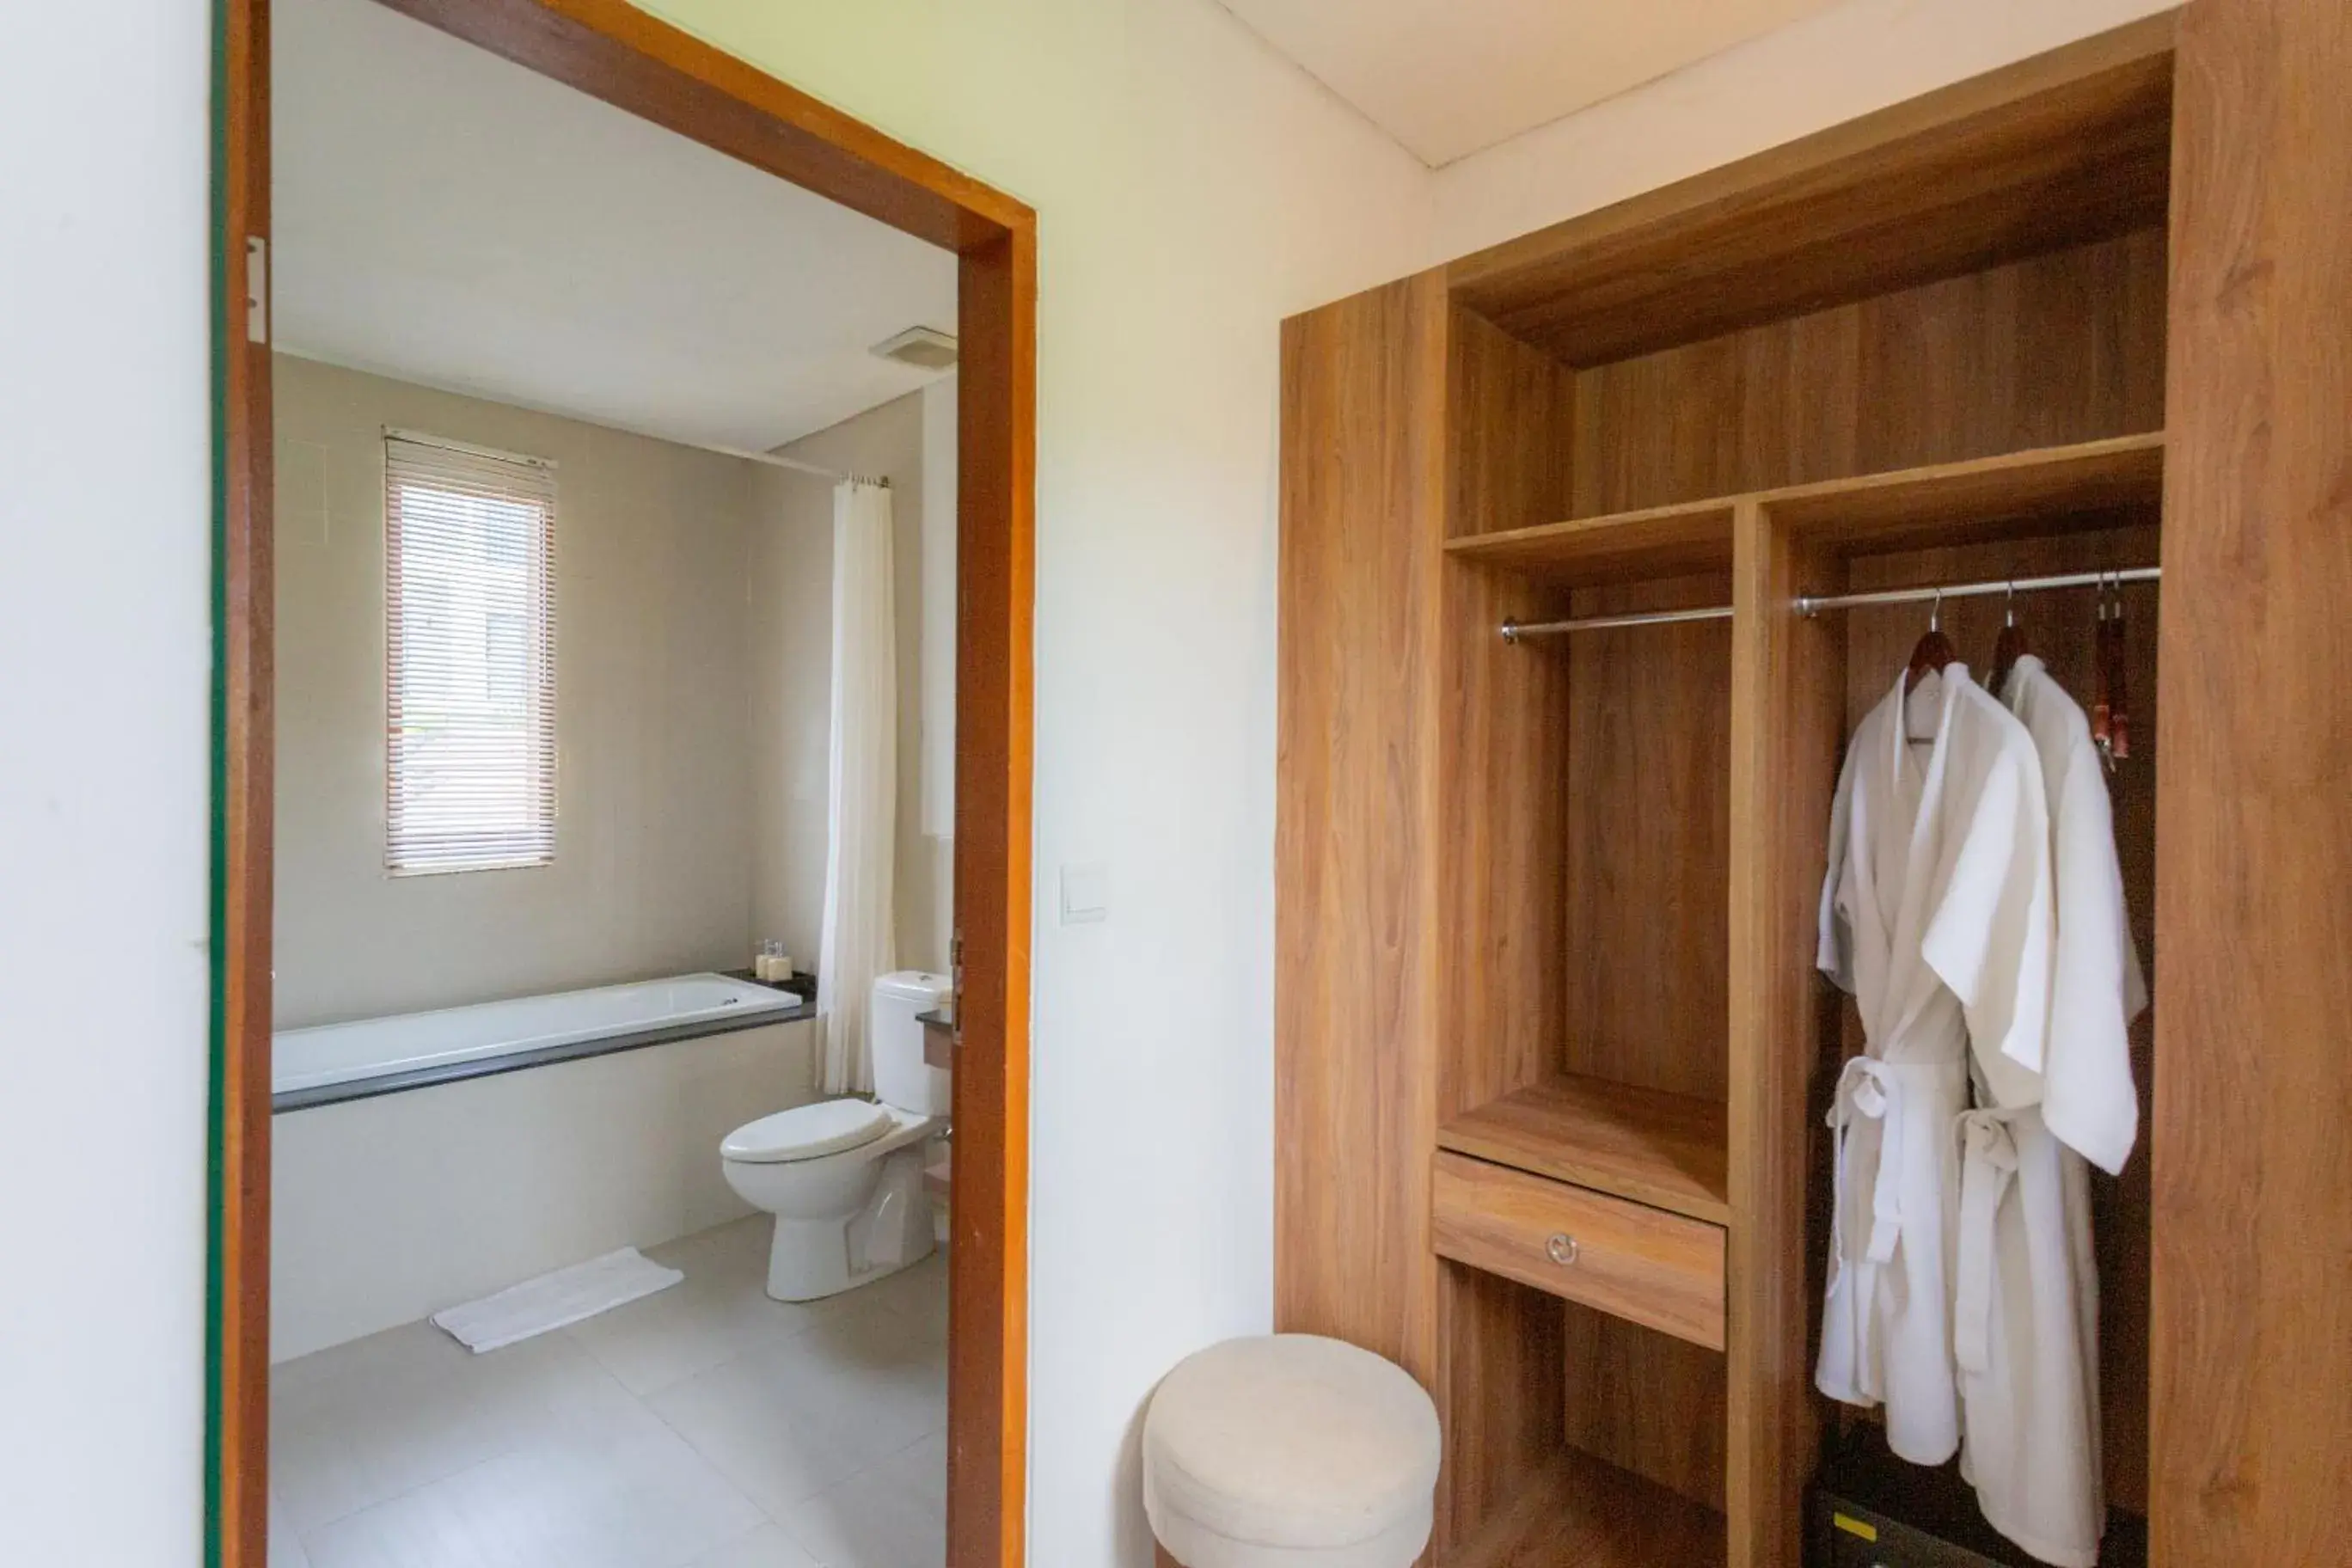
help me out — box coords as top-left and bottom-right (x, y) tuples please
(1431, 304), (1738, 1565)
(1276, 18), (2179, 1568)
(1753, 441), (2165, 1531)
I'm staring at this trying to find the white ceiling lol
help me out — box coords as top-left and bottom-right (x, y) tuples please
(1216, 0), (1847, 167)
(273, 0), (957, 453)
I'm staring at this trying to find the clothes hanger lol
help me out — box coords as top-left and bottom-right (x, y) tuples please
(2092, 573), (2117, 769)
(1988, 580), (2026, 695)
(2106, 571), (2131, 762)
(1905, 588), (1956, 694)
(1902, 589), (1955, 744)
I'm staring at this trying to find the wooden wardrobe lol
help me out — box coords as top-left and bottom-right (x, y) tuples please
(1274, 8), (2351, 1567)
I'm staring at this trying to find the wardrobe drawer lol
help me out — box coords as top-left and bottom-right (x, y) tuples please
(1432, 1151), (1725, 1351)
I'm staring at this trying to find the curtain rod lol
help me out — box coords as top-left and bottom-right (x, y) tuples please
(697, 440), (891, 487)
(1499, 566), (2160, 641)
(386, 423), (885, 487)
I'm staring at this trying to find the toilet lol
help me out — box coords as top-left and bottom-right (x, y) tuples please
(720, 971), (952, 1302)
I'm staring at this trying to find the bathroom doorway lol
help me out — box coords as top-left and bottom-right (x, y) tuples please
(210, 2), (1034, 1565)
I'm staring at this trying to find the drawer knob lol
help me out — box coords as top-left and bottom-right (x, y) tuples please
(1545, 1233), (1580, 1266)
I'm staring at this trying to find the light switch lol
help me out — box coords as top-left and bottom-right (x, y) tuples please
(1060, 861), (1109, 925)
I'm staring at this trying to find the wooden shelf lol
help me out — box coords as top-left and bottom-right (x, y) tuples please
(1766, 431), (2165, 549)
(1444, 498), (1736, 588)
(1438, 1072), (1729, 1226)
(1444, 432), (2163, 585)
(1445, 19), (2175, 367)
(1437, 1448), (1726, 1568)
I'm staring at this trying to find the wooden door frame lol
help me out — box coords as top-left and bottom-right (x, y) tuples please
(207, 3), (1035, 1565)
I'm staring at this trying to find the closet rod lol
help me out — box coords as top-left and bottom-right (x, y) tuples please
(1796, 565), (2161, 617)
(1499, 604), (1733, 641)
(1498, 566), (2160, 641)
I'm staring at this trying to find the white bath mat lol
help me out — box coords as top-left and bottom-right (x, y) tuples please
(430, 1247), (683, 1353)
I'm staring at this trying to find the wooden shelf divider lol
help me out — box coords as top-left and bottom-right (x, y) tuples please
(1442, 498), (1737, 586)
(1436, 1448), (1728, 1568)
(1437, 1071), (1730, 1226)
(1763, 431), (2165, 548)
(1445, 432), (2164, 585)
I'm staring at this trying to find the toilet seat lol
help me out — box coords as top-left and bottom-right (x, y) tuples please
(722, 1099), (895, 1163)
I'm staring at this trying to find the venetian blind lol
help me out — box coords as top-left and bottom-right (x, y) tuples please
(383, 432), (557, 875)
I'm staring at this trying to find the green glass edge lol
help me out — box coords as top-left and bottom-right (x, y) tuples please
(204, 0), (231, 1560)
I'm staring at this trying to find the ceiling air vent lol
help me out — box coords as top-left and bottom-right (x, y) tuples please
(870, 325), (959, 371)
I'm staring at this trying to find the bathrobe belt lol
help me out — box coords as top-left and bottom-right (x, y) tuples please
(1953, 1108), (2022, 1377)
(1827, 1057), (1909, 1294)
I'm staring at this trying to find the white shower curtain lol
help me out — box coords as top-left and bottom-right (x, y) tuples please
(818, 478), (897, 1095)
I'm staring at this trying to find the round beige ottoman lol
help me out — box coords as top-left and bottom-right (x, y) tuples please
(1143, 1334), (1442, 1568)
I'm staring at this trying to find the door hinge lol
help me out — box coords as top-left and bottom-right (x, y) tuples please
(950, 929), (965, 1047)
(245, 236), (269, 346)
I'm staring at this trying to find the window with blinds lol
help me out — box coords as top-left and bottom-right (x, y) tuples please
(383, 432), (557, 875)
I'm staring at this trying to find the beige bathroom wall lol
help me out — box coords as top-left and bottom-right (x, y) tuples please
(272, 354), (760, 1027)
(747, 384), (954, 977)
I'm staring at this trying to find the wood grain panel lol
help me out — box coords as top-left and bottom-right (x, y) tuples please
(1446, 307), (1577, 541)
(1726, 499), (1843, 1568)
(215, 4), (274, 1566)
(1560, 570), (1733, 1102)
(1768, 433), (2165, 548)
(1544, 560), (1734, 1522)
(1448, 17), (2174, 367)
(1431, 304), (1579, 1554)
(1436, 1264), (1565, 1553)
(1561, 1301), (1729, 1512)
(1443, 499), (1736, 588)
(2154, 1), (2352, 1559)
(1433, 1154), (1726, 1352)
(1275, 274), (1449, 1380)
(1570, 229), (2170, 516)
(1438, 1072), (1729, 1224)
(945, 224), (1037, 1568)
(1437, 306), (1577, 1124)
(1436, 1447), (1726, 1568)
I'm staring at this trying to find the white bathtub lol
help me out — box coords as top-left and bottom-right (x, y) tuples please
(271, 974), (820, 1362)
(273, 972), (806, 1107)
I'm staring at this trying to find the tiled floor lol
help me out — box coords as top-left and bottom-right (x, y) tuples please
(270, 1216), (948, 1568)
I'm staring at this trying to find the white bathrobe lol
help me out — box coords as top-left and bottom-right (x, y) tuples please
(1950, 657), (2148, 1567)
(1818, 665), (2054, 1466)
(2007, 655), (2147, 1179)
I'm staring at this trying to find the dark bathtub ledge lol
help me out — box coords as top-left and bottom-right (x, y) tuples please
(720, 967), (818, 1004)
(273, 996), (817, 1114)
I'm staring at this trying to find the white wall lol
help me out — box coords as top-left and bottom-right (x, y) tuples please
(0, 0), (2184, 1562)
(641, 6), (1432, 1560)
(0, 4), (212, 1565)
(1430, 0), (2179, 261)
(746, 387), (954, 977)
(272, 1019), (816, 1361)
(273, 355), (763, 1026)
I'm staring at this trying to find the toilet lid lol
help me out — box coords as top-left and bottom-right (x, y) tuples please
(723, 1099), (895, 1163)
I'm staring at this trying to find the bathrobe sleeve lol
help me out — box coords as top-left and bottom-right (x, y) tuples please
(1818, 730), (1863, 995)
(1920, 706), (2053, 1109)
(2038, 726), (2147, 1175)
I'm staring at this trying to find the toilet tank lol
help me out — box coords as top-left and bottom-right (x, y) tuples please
(871, 970), (952, 1116)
